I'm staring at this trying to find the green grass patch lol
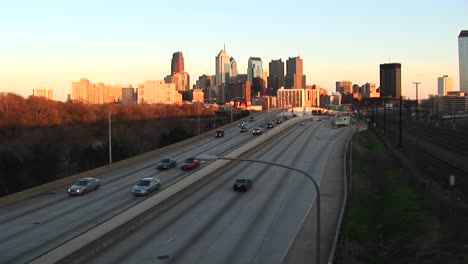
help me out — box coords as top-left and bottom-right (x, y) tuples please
(341, 130), (444, 263)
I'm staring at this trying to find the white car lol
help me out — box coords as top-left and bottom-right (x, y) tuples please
(252, 127), (262, 135)
(132, 177), (161, 196)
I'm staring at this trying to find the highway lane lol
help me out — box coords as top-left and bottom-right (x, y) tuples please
(87, 118), (350, 264)
(0, 111), (282, 264)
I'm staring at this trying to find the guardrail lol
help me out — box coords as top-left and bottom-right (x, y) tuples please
(29, 115), (302, 264)
(0, 124), (222, 208)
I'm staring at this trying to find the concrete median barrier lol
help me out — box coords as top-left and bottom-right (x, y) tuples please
(29, 117), (301, 264)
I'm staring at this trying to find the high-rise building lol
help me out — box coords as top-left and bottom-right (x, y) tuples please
(230, 57), (238, 77)
(247, 57), (263, 83)
(267, 59), (285, 95)
(459, 30), (468, 92)
(137, 80), (181, 104)
(215, 48), (230, 84)
(171, 52), (184, 74)
(285, 56), (304, 89)
(335, 80), (353, 94)
(121, 86), (136, 104)
(32, 88), (53, 100)
(379, 63), (401, 98)
(438, 75), (453, 95)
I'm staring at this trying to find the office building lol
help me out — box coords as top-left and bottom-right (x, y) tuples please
(438, 75), (453, 95)
(165, 72), (190, 91)
(277, 87), (319, 108)
(285, 56), (304, 89)
(230, 57), (238, 77)
(137, 80), (181, 104)
(171, 52), (184, 74)
(379, 63), (401, 98)
(267, 59), (285, 95)
(335, 80), (353, 94)
(361, 83), (379, 98)
(247, 57), (263, 83)
(215, 48), (231, 84)
(32, 88), (53, 100)
(459, 30), (468, 92)
(121, 86), (136, 104)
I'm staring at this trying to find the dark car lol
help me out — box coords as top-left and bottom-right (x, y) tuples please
(252, 127), (262, 135)
(156, 158), (177, 169)
(180, 158), (200, 170)
(275, 119), (282, 124)
(249, 116), (255, 122)
(265, 122), (274, 129)
(238, 122), (246, 127)
(215, 129), (224, 137)
(68, 177), (100, 196)
(239, 126), (248, 132)
(233, 178), (253, 192)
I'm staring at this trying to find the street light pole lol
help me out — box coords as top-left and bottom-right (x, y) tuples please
(413, 82), (421, 120)
(197, 102), (200, 135)
(108, 107), (112, 165)
(195, 154), (321, 264)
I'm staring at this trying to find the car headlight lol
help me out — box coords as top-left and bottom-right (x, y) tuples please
(76, 189), (80, 193)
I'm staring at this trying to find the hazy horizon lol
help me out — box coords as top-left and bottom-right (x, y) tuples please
(1, 0), (467, 101)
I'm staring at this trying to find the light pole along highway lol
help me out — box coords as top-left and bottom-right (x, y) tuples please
(195, 154), (321, 264)
(230, 96), (245, 123)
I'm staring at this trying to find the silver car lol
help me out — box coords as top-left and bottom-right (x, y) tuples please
(156, 158), (177, 169)
(67, 177), (100, 196)
(132, 177), (161, 196)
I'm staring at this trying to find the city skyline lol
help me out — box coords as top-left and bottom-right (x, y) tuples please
(0, 0), (467, 101)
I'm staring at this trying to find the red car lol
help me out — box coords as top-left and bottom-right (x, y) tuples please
(180, 158), (200, 170)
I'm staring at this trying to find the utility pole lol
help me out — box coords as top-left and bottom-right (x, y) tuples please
(413, 82), (421, 120)
(399, 96), (402, 146)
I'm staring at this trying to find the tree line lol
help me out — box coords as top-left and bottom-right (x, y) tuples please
(0, 93), (225, 197)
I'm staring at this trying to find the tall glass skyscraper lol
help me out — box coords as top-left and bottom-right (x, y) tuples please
(247, 57), (263, 83)
(459, 30), (468, 93)
(215, 48), (230, 84)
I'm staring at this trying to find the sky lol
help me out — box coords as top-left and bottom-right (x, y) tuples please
(0, 0), (467, 102)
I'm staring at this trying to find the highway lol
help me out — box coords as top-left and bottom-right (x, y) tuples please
(0, 111), (283, 264)
(81, 117), (350, 264)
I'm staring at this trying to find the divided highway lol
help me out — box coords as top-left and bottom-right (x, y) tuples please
(78, 117), (350, 264)
(0, 111), (283, 264)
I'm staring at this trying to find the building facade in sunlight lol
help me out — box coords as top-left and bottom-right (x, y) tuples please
(32, 88), (53, 100)
(71, 78), (122, 104)
(285, 56), (305, 89)
(438, 75), (453, 96)
(137, 80), (181, 104)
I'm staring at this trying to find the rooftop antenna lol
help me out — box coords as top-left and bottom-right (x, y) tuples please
(224, 43), (226, 51)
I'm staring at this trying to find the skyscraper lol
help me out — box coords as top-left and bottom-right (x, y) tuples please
(230, 57), (238, 77)
(171, 52), (184, 74)
(285, 56), (303, 89)
(268, 59), (284, 94)
(379, 63), (401, 98)
(247, 57), (263, 83)
(459, 30), (468, 92)
(215, 48), (230, 84)
(335, 80), (353, 94)
(438, 75), (453, 95)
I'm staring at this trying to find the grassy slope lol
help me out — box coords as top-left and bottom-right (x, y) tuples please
(336, 130), (468, 264)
